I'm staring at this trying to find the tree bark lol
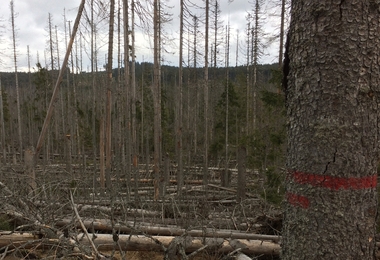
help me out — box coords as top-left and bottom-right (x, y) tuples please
(283, 1), (379, 259)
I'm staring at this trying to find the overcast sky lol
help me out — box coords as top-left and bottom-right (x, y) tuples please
(0, 0), (283, 72)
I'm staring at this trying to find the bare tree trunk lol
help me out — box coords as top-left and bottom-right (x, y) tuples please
(202, 0), (209, 189)
(63, 13), (73, 175)
(252, 0), (262, 135)
(192, 15), (198, 157)
(24, 147), (36, 193)
(99, 116), (105, 189)
(176, 0), (184, 195)
(278, 0), (286, 68)
(245, 18), (251, 136)
(27, 46), (34, 145)
(74, 29), (81, 158)
(10, 0), (22, 162)
(122, 0), (131, 188)
(90, 0), (98, 184)
(0, 76), (6, 164)
(116, 0), (122, 183)
(68, 22), (80, 165)
(34, 0), (86, 163)
(55, 25), (66, 160)
(237, 146), (246, 202)
(66, 134), (72, 174)
(212, 1), (219, 68)
(131, 0), (139, 202)
(153, 0), (161, 201)
(48, 13), (55, 72)
(235, 29), (239, 67)
(105, 0), (115, 190)
(223, 23), (230, 188)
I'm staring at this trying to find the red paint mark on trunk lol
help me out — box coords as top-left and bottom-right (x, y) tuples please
(290, 171), (377, 190)
(286, 170), (377, 209)
(286, 192), (310, 208)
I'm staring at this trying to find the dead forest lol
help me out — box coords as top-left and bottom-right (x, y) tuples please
(0, 0), (288, 259)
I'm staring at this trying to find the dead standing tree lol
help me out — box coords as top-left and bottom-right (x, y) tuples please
(105, 0), (115, 189)
(153, 0), (162, 201)
(10, 0), (22, 162)
(33, 0), (86, 180)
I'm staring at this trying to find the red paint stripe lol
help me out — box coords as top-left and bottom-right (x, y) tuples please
(290, 170), (377, 190)
(286, 192), (310, 208)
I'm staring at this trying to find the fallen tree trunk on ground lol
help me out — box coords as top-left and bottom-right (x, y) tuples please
(3, 231), (380, 257)
(0, 232), (280, 256)
(55, 218), (280, 242)
(84, 234), (281, 255)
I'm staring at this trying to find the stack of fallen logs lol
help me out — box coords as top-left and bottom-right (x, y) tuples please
(0, 227), (280, 259)
(0, 179), (280, 259)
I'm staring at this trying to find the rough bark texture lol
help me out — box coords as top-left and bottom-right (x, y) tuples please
(283, 1), (379, 259)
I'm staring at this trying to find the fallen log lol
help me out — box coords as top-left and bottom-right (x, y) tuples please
(0, 232), (279, 255)
(96, 178), (204, 185)
(236, 252), (253, 260)
(2, 232), (380, 256)
(55, 218), (280, 242)
(207, 184), (258, 198)
(83, 234), (281, 255)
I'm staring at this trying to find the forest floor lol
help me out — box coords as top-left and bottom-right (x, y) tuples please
(0, 159), (282, 259)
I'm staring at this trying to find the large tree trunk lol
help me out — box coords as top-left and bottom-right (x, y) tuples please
(283, 1), (379, 259)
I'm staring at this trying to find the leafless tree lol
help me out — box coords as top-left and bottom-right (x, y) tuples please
(176, 0), (185, 194)
(202, 0), (210, 188)
(34, 0), (86, 166)
(153, 0), (161, 200)
(0, 76), (5, 164)
(105, 0), (115, 189)
(10, 0), (22, 161)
